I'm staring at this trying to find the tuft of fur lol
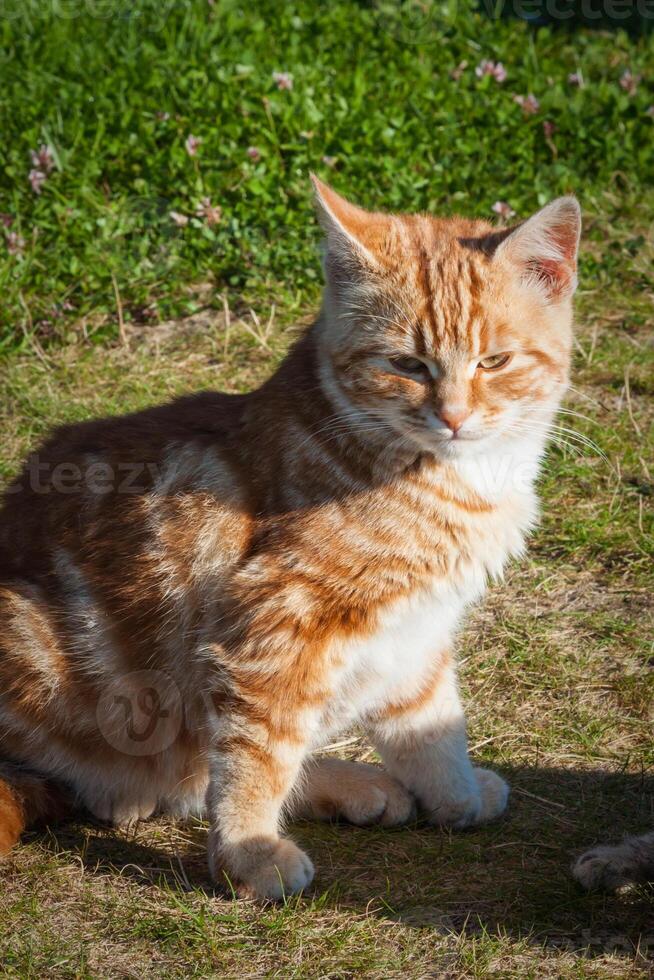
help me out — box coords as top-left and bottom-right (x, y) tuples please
(573, 831), (654, 891)
(0, 763), (72, 855)
(0, 180), (581, 898)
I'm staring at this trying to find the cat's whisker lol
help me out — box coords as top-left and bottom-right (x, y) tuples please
(503, 418), (609, 464)
(556, 407), (600, 426)
(552, 379), (608, 411)
(293, 409), (395, 455)
(549, 425), (606, 459)
(339, 309), (404, 331)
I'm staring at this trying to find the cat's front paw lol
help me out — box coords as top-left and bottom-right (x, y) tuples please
(301, 760), (415, 828)
(339, 770), (415, 828)
(212, 837), (315, 901)
(428, 768), (509, 829)
(240, 839), (314, 900)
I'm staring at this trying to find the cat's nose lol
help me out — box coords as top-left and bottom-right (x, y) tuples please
(438, 408), (471, 434)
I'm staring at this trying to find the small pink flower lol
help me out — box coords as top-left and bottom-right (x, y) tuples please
(185, 134), (202, 157)
(272, 71), (293, 91)
(29, 169), (47, 194)
(493, 62), (507, 83)
(475, 60), (506, 83)
(195, 196), (222, 226)
(514, 93), (540, 115)
(50, 301), (75, 319)
(6, 231), (26, 256)
(169, 211), (189, 227)
(321, 155), (337, 168)
(0, 213), (13, 228)
(246, 145), (261, 161)
(620, 69), (641, 96)
(492, 201), (516, 220)
(543, 120), (556, 139)
(30, 144), (55, 174)
(568, 71), (583, 87)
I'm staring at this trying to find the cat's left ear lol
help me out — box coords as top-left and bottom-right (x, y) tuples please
(495, 197), (581, 302)
(311, 175), (390, 277)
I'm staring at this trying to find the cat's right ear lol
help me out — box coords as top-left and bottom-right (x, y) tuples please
(311, 175), (387, 281)
(494, 196), (582, 303)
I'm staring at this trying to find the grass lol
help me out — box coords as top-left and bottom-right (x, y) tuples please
(1, 0), (653, 349)
(0, 208), (652, 977)
(0, 1), (653, 977)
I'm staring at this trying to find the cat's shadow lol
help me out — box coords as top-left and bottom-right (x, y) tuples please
(28, 764), (654, 959)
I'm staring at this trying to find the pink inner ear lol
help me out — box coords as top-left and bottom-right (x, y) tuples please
(535, 217), (579, 296)
(500, 197), (581, 301)
(527, 256), (574, 297)
(551, 220), (579, 263)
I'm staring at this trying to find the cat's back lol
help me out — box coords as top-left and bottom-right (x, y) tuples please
(0, 392), (251, 571)
(0, 390), (256, 608)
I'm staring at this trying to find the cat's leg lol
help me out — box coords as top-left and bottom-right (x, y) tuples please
(290, 756), (415, 827)
(573, 831), (654, 890)
(88, 790), (158, 828)
(366, 651), (508, 828)
(205, 717), (314, 900)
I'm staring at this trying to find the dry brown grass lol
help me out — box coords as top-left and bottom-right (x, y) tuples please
(0, 250), (652, 978)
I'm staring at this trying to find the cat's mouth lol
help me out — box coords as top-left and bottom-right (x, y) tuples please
(440, 430), (484, 442)
(410, 427), (493, 456)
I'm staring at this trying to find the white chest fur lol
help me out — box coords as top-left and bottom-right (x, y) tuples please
(318, 441), (545, 742)
(322, 582), (473, 734)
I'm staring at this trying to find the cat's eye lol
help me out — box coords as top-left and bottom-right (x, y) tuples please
(478, 352), (512, 371)
(389, 356), (429, 379)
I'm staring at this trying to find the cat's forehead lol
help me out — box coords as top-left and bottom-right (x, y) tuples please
(379, 217), (507, 352)
(386, 212), (494, 262)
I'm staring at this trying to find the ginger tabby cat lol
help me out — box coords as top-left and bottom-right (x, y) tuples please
(0, 178), (581, 899)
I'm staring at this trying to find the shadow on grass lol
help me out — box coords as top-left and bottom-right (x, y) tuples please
(31, 763), (654, 960)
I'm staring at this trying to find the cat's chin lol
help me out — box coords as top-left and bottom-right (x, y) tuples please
(413, 432), (493, 460)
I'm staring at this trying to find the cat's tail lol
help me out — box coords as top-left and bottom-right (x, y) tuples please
(0, 762), (73, 856)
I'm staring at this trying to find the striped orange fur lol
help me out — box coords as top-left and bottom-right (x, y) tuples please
(0, 179), (581, 898)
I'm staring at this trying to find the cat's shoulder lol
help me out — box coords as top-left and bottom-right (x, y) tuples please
(39, 390), (247, 457)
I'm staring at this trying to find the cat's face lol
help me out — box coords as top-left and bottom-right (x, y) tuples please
(314, 178), (580, 459)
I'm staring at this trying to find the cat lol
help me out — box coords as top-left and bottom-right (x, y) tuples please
(0, 177), (581, 899)
(574, 832), (654, 890)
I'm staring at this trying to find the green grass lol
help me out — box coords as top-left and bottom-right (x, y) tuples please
(1, 0), (654, 349)
(0, 220), (652, 975)
(0, 2), (653, 977)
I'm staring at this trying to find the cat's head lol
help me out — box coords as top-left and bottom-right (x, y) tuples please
(313, 177), (580, 460)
